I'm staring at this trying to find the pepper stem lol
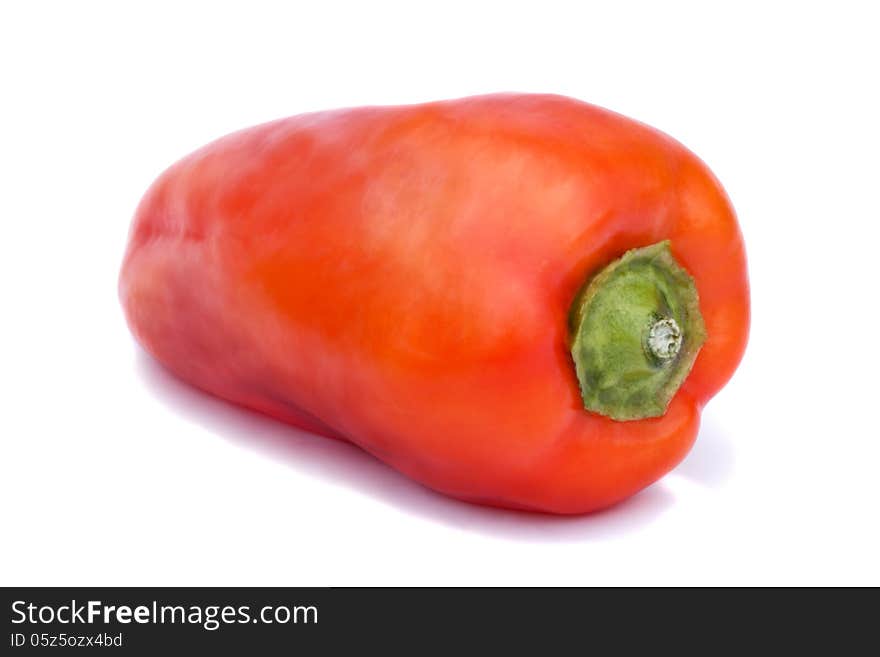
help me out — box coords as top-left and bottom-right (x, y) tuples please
(647, 317), (682, 361)
(568, 241), (706, 421)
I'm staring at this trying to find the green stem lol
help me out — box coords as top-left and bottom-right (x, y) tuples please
(568, 241), (706, 421)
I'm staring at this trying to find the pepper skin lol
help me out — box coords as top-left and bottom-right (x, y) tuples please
(120, 94), (749, 514)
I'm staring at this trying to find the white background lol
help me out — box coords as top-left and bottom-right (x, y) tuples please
(2, 1), (878, 586)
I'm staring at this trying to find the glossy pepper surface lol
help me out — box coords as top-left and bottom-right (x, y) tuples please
(120, 94), (749, 514)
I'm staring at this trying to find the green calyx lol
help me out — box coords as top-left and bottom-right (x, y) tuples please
(568, 241), (706, 421)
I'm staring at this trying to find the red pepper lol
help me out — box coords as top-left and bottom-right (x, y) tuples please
(120, 94), (749, 514)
